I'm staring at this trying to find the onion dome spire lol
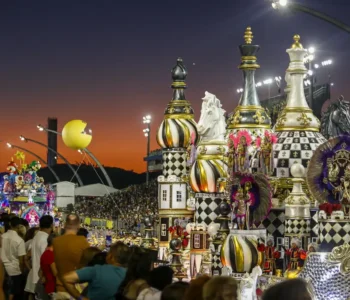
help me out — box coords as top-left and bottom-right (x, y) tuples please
(227, 27), (271, 131)
(275, 35), (320, 132)
(156, 58), (198, 150)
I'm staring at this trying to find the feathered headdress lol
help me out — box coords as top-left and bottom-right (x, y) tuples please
(237, 130), (252, 146)
(256, 136), (262, 148)
(291, 237), (301, 246)
(264, 131), (278, 144)
(228, 133), (239, 148)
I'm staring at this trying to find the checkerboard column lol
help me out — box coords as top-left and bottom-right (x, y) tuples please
(319, 220), (350, 252)
(162, 149), (188, 178)
(195, 194), (223, 225)
(262, 209), (285, 245)
(211, 244), (223, 275)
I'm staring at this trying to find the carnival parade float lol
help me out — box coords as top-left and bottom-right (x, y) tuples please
(151, 27), (350, 299)
(0, 151), (56, 226)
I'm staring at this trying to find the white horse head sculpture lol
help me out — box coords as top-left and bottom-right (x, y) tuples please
(197, 91), (226, 142)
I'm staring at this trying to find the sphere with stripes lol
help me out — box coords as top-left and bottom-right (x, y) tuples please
(221, 233), (263, 273)
(190, 143), (228, 193)
(157, 118), (198, 149)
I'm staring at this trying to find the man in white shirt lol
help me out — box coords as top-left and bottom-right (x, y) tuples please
(31, 215), (53, 288)
(1, 216), (26, 299)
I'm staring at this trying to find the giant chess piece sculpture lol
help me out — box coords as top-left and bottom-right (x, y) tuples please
(274, 35), (326, 178)
(190, 91), (228, 225)
(321, 95), (350, 139)
(227, 27), (271, 138)
(156, 58), (198, 260)
(284, 163), (311, 250)
(273, 35), (326, 215)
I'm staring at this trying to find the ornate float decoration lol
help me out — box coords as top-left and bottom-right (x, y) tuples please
(321, 95), (350, 139)
(307, 135), (350, 252)
(227, 27), (271, 137)
(156, 58), (198, 270)
(0, 151), (55, 226)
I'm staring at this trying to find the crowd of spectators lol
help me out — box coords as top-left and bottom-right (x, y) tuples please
(0, 211), (314, 300)
(74, 181), (158, 229)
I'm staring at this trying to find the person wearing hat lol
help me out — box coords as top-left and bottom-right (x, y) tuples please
(257, 236), (280, 275)
(285, 237), (307, 271)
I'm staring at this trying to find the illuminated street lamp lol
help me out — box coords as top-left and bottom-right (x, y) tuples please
(143, 115), (152, 185)
(270, 0), (350, 34)
(19, 134), (83, 186)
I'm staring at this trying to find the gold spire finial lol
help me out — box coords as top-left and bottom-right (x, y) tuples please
(244, 27), (253, 44)
(291, 34), (303, 49)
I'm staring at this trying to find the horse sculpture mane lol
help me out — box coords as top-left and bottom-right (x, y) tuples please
(321, 95), (350, 139)
(197, 91), (226, 142)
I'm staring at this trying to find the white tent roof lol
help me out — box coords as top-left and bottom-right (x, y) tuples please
(75, 183), (119, 197)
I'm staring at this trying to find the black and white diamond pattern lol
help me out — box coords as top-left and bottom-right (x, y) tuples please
(211, 252), (222, 275)
(262, 209), (285, 239)
(285, 218), (311, 235)
(319, 220), (350, 252)
(299, 253), (350, 300)
(310, 209), (319, 238)
(162, 150), (187, 177)
(195, 196), (222, 225)
(273, 131), (326, 178)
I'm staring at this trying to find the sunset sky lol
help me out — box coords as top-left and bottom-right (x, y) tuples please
(0, 0), (349, 173)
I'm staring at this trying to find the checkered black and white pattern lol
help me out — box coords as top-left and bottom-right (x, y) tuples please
(273, 131), (326, 178)
(162, 150), (187, 177)
(319, 220), (350, 252)
(299, 253), (350, 300)
(262, 209), (285, 238)
(310, 209), (319, 238)
(285, 218), (311, 236)
(195, 195), (222, 225)
(211, 252), (223, 275)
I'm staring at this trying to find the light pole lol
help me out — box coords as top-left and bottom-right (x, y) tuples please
(36, 125), (114, 187)
(263, 78), (273, 98)
(143, 115), (151, 185)
(5, 142), (60, 182)
(19, 135), (84, 186)
(271, 0), (350, 34)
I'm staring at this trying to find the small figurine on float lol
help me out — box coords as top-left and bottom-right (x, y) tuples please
(256, 131), (277, 175)
(232, 183), (253, 230)
(3, 175), (12, 194)
(257, 236), (281, 275)
(7, 160), (18, 185)
(15, 175), (24, 192)
(285, 237), (307, 273)
(229, 130), (252, 172)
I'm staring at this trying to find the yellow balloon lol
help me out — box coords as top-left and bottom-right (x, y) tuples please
(62, 120), (92, 150)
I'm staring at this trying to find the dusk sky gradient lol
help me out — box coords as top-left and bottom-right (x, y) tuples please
(0, 0), (349, 174)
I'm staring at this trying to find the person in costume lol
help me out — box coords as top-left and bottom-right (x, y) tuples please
(258, 237), (281, 275)
(285, 237), (306, 271)
(233, 185), (252, 230)
(237, 136), (248, 172)
(256, 131), (277, 175)
(6, 160), (18, 185)
(307, 243), (317, 255)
